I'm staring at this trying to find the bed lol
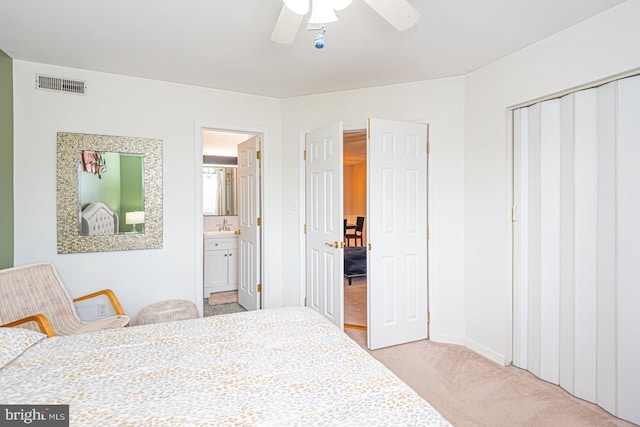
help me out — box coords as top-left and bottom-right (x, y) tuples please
(80, 201), (119, 236)
(344, 246), (367, 285)
(1, 307), (451, 426)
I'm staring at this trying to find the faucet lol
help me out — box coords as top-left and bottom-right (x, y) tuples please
(222, 218), (228, 231)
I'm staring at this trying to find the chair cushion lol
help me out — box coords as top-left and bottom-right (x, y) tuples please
(0, 327), (46, 369)
(66, 315), (131, 335)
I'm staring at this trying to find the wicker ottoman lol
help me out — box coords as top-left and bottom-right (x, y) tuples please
(136, 299), (199, 325)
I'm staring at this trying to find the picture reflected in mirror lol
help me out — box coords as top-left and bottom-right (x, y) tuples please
(78, 151), (144, 236)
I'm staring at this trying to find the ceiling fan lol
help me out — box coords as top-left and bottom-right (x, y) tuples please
(271, 0), (421, 44)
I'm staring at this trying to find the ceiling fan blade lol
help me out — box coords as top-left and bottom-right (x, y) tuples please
(361, 0), (421, 31)
(271, 5), (305, 44)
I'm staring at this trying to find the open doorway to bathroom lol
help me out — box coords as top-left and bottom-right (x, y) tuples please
(200, 129), (263, 317)
(343, 130), (367, 330)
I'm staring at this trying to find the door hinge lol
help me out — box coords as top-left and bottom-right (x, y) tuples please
(427, 142), (431, 154)
(257, 284), (262, 293)
(256, 150), (262, 160)
(512, 206), (517, 222)
(367, 118), (370, 136)
(427, 227), (430, 239)
(428, 312), (431, 324)
(304, 224), (307, 234)
(304, 298), (307, 307)
(257, 217), (262, 226)
(303, 150), (306, 161)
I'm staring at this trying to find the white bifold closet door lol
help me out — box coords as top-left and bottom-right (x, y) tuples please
(513, 75), (640, 425)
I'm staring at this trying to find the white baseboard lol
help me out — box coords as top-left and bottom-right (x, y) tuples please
(429, 333), (464, 346)
(430, 334), (509, 366)
(464, 337), (508, 366)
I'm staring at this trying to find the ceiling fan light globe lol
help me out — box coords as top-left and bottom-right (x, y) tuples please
(308, 0), (338, 24)
(331, 0), (353, 11)
(283, 0), (309, 16)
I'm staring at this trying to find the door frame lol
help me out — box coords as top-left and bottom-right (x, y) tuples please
(195, 122), (266, 316)
(298, 119), (434, 339)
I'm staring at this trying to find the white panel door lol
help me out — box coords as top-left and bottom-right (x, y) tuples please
(237, 136), (261, 311)
(367, 118), (428, 350)
(305, 122), (344, 328)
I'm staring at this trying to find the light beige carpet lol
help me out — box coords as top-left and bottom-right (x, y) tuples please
(208, 291), (237, 306)
(344, 276), (366, 327)
(344, 328), (635, 427)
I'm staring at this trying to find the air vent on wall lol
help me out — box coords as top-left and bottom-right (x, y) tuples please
(35, 74), (87, 95)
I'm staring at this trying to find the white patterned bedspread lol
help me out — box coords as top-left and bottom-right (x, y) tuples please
(1, 307), (451, 426)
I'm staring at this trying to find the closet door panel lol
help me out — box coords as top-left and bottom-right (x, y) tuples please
(595, 81), (618, 415)
(514, 74), (640, 425)
(558, 94), (575, 394)
(616, 76), (640, 423)
(526, 103), (542, 379)
(572, 89), (598, 402)
(539, 100), (561, 384)
(512, 109), (529, 369)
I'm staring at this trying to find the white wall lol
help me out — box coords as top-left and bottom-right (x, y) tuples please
(281, 77), (467, 343)
(13, 61), (283, 323)
(464, 0), (640, 364)
(11, 61), (466, 343)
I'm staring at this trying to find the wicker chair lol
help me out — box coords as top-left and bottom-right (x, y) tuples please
(0, 263), (130, 337)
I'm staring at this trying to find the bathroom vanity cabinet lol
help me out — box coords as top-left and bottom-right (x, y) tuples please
(204, 233), (238, 297)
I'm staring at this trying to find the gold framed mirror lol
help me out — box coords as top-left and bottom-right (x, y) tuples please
(56, 132), (163, 253)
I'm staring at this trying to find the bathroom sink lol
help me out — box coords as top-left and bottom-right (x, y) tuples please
(204, 230), (237, 237)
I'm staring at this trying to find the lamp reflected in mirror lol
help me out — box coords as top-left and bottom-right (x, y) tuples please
(125, 211), (145, 233)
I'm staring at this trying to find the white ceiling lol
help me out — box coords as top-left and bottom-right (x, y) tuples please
(202, 131), (253, 157)
(0, 0), (625, 99)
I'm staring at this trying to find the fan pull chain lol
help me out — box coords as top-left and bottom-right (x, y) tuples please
(314, 25), (326, 49)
